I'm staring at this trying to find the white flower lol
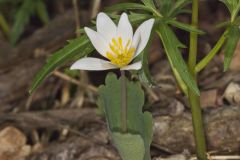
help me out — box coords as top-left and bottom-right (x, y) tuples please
(71, 12), (155, 71)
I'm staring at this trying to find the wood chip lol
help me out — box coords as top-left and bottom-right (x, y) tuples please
(200, 89), (218, 108)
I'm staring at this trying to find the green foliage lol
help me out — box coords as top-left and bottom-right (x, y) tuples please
(112, 132), (145, 160)
(0, 12), (9, 35)
(105, 3), (152, 13)
(35, 0), (49, 24)
(156, 0), (191, 18)
(128, 12), (153, 24)
(107, 12), (153, 26)
(220, 0), (240, 21)
(98, 73), (153, 160)
(168, 19), (205, 35)
(137, 32), (156, 86)
(138, 48), (156, 86)
(142, 0), (156, 9)
(157, 22), (200, 95)
(219, 0), (240, 71)
(29, 36), (94, 94)
(223, 25), (240, 71)
(10, 0), (34, 45)
(0, 0), (50, 45)
(105, 1), (162, 17)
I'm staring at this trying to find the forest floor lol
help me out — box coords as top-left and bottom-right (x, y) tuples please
(0, 0), (239, 160)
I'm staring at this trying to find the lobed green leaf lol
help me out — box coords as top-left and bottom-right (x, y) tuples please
(112, 132), (145, 160)
(98, 73), (153, 160)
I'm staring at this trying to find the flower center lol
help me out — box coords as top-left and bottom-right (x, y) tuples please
(106, 37), (136, 67)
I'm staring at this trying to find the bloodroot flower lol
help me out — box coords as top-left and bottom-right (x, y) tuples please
(71, 12), (154, 71)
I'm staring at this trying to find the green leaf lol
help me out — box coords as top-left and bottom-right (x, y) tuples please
(156, 0), (173, 16)
(137, 31), (156, 86)
(138, 52), (156, 86)
(220, 0), (240, 21)
(156, 0), (191, 17)
(141, 0), (156, 9)
(10, 0), (35, 45)
(168, 20), (205, 34)
(107, 12), (153, 26)
(224, 25), (240, 71)
(112, 132), (145, 160)
(169, 0), (191, 17)
(0, 12), (9, 35)
(35, 0), (49, 24)
(105, 3), (152, 13)
(98, 73), (153, 160)
(29, 36), (93, 94)
(157, 22), (200, 95)
(128, 12), (153, 25)
(143, 112), (153, 146)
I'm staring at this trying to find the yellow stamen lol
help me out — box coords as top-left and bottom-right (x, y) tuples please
(106, 37), (136, 67)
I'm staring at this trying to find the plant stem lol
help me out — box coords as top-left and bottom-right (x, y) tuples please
(188, 0), (207, 160)
(195, 30), (228, 73)
(120, 70), (127, 132)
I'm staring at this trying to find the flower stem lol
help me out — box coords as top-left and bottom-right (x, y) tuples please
(188, 0), (208, 160)
(120, 70), (127, 132)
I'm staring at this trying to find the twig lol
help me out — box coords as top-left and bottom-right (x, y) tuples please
(53, 70), (98, 93)
(91, 0), (101, 19)
(72, 0), (80, 37)
(190, 155), (240, 160)
(142, 84), (159, 102)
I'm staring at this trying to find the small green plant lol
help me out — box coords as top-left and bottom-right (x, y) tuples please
(30, 0), (240, 160)
(0, 0), (49, 45)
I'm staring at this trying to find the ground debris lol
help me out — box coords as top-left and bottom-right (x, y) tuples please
(154, 154), (187, 160)
(153, 105), (240, 154)
(200, 89), (219, 108)
(223, 82), (240, 106)
(0, 126), (31, 160)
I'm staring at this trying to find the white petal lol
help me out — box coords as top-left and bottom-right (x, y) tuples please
(117, 13), (133, 47)
(84, 27), (109, 58)
(70, 57), (117, 71)
(132, 19), (155, 58)
(96, 12), (117, 43)
(120, 61), (142, 70)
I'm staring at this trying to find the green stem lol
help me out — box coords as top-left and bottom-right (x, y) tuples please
(188, 0), (207, 160)
(195, 30), (228, 73)
(120, 70), (127, 132)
